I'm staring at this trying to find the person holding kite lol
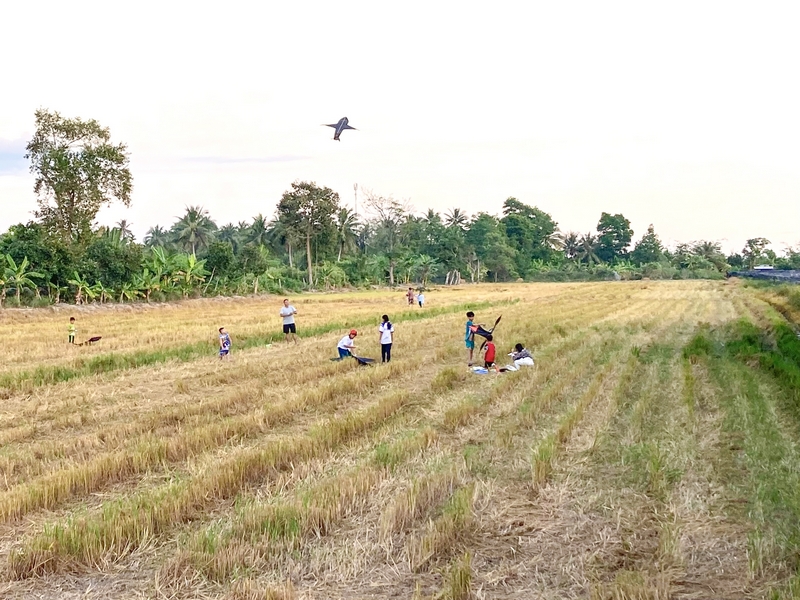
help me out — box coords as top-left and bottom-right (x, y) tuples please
(465, 311), (476, 365)
(466, 312), (502, 366)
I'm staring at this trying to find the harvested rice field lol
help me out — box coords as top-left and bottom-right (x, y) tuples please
(2, 281), (800, 599)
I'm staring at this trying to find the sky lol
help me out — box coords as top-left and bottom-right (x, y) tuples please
(1, 0), (798, 254)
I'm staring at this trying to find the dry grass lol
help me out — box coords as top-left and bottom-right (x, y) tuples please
(0, 281), (793, 599)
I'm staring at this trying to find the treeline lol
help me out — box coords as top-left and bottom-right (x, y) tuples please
(1, 108), (798, 307)
(2, 187), (799, 307)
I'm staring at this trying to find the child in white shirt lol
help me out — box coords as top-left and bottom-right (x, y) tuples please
(378, 315), (394, 362)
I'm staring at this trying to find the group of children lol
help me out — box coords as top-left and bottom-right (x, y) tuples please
(406, 287), (425, 308)
(336, 314), (395, 363)
(69, 299), (531, 372)
(465, 311), (533, 372)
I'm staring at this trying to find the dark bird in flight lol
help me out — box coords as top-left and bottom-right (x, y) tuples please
(324, 117), (357, 141)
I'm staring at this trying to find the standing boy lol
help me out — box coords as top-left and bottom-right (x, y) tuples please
(337, 329), (358, 360)
(483, 334), (497, 372)
(219, 327), (232, 360)
(279, 298), (298, 344)
(465, 311), (475, 366)
(378, 315), (394, 363)
(68, 317), (76, 344)
(406, 287), (415, 305)
(417, 291), (425, 308)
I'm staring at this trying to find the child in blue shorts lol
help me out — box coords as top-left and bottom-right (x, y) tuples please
(219, 327), (231, 359)
(465, 311), (475, 366)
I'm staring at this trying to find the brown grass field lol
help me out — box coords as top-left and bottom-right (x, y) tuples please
(1, 281), (800, 599)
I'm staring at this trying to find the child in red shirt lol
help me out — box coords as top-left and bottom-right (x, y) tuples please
(483, 334), (498, 372)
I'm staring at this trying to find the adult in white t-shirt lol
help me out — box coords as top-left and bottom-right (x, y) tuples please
(279, 298), (298, 344)
(378, 314), (394, 363)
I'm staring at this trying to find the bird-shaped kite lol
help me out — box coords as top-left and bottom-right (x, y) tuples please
(324, 117), (357, 141)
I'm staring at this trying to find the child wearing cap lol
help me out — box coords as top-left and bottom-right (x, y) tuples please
(337, 329), (358, 360)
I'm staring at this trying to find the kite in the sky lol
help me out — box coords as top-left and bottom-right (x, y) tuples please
(324, 117), (357, 141)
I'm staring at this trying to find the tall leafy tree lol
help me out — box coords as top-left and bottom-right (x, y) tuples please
(276, 181), (339, 286)
(742, 237), (771, 269)
(466, 213), (517, 281)
(500, 198), (559, 274)
(0, 222), (73, 288)
(596, 212), (633, 263)
(363, 192), (408, 285)
(205, 241), (235, 277)
(25, 109), (132, 243)
(630, 224), (664, 265)
(85, 236), (143, 289)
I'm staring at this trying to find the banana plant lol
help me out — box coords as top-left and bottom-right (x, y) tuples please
(68, 272), (94, 305)
(4, 255), (44, 303)
(172, 253), (209, 298)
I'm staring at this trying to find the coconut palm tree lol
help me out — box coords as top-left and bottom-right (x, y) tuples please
(445, 207), (469, 229)
(546, 229), (565, 252)
(217, 223), (238, 248)
(267, 217), (299, 268)
(335, 207), (359, 262)
(144, 225), (171, 248)
(4, 256), (44, 303)
(562, 232), (581, 260)
(692, 240), (727, 271)
(116, 219), (135, 242)
(577, 233), (601, 264)
(248, 214), (270, 247)
(172, 206), (217, 255)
